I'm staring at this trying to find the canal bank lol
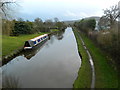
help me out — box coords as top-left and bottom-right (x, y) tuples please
(73, 29), (118, 88)
(1, 33), (49, 66)
(1, 30), (62, 66)
(73, 29), (92, 88)
(2, 27), (81, 88)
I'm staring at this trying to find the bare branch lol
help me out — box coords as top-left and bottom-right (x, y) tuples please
(0, 2), (15, 8)
(0, 0), (16, 19)
(103, 4), (120, 28)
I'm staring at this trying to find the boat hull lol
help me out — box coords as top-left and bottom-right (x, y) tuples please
(24, 34), (48, 50)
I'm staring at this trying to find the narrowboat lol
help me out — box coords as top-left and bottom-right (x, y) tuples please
(24, 34), (48, 49)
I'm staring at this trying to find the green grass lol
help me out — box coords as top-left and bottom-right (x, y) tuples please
(50, 29), (59, 32)
(73, 30), (92, 88)
(2, 32), (48, 57)
(78, 31), (118, 88)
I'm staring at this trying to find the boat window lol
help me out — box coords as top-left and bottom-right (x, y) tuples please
(24, 41), (31, 47)
(38, 39), (40, 42)
(34, 41), (36, 44)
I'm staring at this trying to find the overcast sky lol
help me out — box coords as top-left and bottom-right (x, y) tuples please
(17, 0), (120, 21)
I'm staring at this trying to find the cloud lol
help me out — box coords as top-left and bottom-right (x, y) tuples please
(19, 0), (120, 21)
(64, 11), (88, 18)
(64, 11), (77, 17)
(64, 10), (101, 20)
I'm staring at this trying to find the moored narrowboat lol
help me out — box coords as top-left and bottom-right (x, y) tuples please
(24, 34), (48, 49)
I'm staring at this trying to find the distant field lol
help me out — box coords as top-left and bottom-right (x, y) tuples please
(2, 33), (48, 57)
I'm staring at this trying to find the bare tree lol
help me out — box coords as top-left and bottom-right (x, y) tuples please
(0, 0), (17, 18)
(103, 4), (120, 28)
(34, 18), (43, 33)
(44, 19), (53, 28)
(54, 17), (59, 23)
(98, 16), (110, 30)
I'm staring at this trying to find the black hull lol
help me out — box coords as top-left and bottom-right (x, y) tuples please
(23, 38), (48, 59)
(24, 38), (48, 51)
(2, 39), (48, 66)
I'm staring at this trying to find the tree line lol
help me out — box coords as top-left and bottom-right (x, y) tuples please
(74, 18), (96, 34)
(0, 0), (66, 36)
(2, 18), (66, 36)
(74, 4), (120, 70)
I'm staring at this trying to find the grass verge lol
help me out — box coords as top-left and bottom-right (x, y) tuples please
(50, 29), (59, 32)
(2, 32), (48, 57)
(78, 30), (118, 88)
(73, 29), (92, 88)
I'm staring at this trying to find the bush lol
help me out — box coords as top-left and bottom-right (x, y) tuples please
(76, 19), (96, 34)
(12, 21), (33, 36)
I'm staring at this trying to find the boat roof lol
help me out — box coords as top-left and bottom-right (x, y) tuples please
(30, 34), (48, 41)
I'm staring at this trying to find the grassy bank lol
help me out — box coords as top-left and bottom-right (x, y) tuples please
(50, 29), (59, 32)
(73, 30), (92, 88)
(2, 32), (48, 57)
(75, 29), (118, 88)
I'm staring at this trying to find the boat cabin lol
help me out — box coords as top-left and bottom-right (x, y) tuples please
(24, 34), (48, 49)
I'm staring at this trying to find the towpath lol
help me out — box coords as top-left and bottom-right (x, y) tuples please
(77, 31), (95, 89)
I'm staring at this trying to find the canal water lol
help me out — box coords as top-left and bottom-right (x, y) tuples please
(2, 27), (81, 88)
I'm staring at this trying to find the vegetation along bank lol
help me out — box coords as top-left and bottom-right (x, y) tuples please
(73, 4), (119, 88)
(2, 18), (66, 65)
(73, 28), (118, 88)
(73, 29), (92, 88)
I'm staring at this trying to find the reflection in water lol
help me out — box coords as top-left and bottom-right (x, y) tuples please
(23, 39), (48, 60)
(54, 30), (65, 40)
(2, 72), (21, 88)
(22, 30), (65, 60)
(2, 27), (81, 88)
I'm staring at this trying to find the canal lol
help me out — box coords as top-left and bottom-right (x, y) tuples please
(2, 27), (81, 88)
